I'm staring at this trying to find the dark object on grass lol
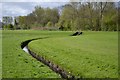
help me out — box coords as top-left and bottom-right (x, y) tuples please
(71, 31), (83, 36)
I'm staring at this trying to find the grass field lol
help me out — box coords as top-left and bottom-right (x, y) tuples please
(2, 30), (72, 78)
(28, 31), (118, 78)
(2, 30), (118, 78)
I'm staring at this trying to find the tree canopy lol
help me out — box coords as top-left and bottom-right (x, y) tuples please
(2, 2), (119, 31)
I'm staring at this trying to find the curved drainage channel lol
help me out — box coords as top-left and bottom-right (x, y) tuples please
(21, 38), (76, 79)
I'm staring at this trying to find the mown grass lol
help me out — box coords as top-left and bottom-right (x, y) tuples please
(2, 30), (73, 78)
(29, 31), (118, 78)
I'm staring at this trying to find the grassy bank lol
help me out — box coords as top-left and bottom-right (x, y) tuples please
(28, 31), (118, 78)
(2, 30), (72, 78)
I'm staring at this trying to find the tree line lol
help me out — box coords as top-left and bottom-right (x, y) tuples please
(2, 2), (119, 31)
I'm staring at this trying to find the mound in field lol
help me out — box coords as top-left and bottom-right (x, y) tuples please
(71, 31), (83, 36)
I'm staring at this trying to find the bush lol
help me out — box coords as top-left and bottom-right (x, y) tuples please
(46, 22), (53, 27)
(108, 25), (117, 31)
(3, 24), (14, 30)
(3, 25), (7, 30)
(8, 24), (14, 30)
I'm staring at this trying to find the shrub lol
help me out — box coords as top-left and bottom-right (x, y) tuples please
(46, 22), (53, 27)
(3, 24), (14, 30)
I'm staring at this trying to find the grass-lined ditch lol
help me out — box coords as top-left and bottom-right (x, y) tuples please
(2, 30), (118, 78)
(2, 30), (72, 78)
(28, 31), (118, 78)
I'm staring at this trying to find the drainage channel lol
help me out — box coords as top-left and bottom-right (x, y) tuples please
(21, 38), (76, 79)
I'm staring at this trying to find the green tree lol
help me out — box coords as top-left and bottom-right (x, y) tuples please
(33, 6), (45, 26)
(59, 4), (75, 30)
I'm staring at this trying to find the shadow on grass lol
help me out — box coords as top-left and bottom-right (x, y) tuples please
(21, 37), (49, 49)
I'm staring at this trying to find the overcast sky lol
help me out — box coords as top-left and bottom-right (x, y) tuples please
(1, 0), (69, 2)
(1, 0), (119, 2)
(0, 2), (68, 21)
(0, 0), (119, 21)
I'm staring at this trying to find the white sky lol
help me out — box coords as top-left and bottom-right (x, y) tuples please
(0, 0), (120, 21)
(1, 0), (69, 2)
(1, 0), (119, 2)
(1, 2), (68, 21)
(0, 3), (2, 21)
